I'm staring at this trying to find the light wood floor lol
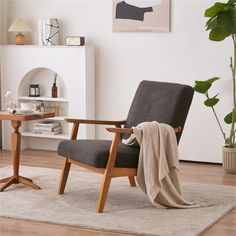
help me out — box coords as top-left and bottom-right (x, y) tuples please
(0, 149), (235, 236)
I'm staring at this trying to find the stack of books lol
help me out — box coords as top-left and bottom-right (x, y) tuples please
(33, 120), (61, 135)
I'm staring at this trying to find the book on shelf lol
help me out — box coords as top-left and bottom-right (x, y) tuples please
(33, 126), (62, 132)
(33, 120), (61, 129)
(33, 129), (61, 135)
(33, 120), (62, 135)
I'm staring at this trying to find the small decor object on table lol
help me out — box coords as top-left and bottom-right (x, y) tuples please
(52, 73), (58, 98)
(4, 91), (17, 113)
(29, 84), (40, 97)
(65, 36), (85, 46)
(20, 102), (36, 113)
(33, 120), (61, 135)
(38, 18), (59, 46)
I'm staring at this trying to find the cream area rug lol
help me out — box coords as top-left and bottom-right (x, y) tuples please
(0, 166), (235, 236)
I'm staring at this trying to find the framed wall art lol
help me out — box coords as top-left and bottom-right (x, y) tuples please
(113, 0), (170, 32)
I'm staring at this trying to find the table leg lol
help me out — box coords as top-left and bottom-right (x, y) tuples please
(12, 120), (21, 179)
(20, 176), (33, 182)
(18, 176), (40, 189)
(0, 176), (16, 192)
(0, 177), (11, 183)
(0, 120), (40, 191)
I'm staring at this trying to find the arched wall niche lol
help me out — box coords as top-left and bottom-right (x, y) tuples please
(18, 67), (67, 98)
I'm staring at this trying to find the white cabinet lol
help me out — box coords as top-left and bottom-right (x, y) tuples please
(0, 45), (95, 150)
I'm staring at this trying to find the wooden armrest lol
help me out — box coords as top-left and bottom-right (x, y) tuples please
(174, 126), (182, 133)
(106, 127), (133, 134)
(65, 118), (126, 126)
(106, 126), (182, 134)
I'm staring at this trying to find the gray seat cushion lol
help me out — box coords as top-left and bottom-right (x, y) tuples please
(58, 140), (140, 168)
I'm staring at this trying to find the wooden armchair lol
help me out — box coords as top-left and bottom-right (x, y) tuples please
(57, 80), (194, 213)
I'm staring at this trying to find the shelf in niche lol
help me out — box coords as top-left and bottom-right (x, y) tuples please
(22, 131), (70, 140)
(18, 96), (69, 102)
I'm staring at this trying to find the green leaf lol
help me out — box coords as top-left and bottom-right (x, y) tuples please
(224, 111), (236, 124)
(207, 77), (220, 83)
(228, 0), (236, 5)
(206, 16), (216, 26)
(204, 94), (219, 107)
(205, 1), (236, 39)
(194, 78), (219, 94)
(209, 27), (231, 41)
(195, 80), (205, 85)
(205, 2), (228, 17)
(206, 17), (218, 31)
(194, 81), (212, 94)
(218, 11), (236, 35)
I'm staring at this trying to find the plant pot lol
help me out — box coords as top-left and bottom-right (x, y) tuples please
(222, 147), (236, 174)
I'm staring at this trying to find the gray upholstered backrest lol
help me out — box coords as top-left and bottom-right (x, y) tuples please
(124, 80), (194, 142)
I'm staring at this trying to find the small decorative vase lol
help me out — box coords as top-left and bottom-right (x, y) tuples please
(5, 101), (17, 112)
(223, 147), (236, 174)
(51, 83), (58, 98)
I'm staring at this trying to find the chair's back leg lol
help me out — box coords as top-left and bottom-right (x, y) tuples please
(128, 176), (136, 187)
(58, 158), (71, 194)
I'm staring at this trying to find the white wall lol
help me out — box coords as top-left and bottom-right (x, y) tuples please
(0, 0), (7, 44)
(4, 0), (233, 163)
(0, 0), (8, 148)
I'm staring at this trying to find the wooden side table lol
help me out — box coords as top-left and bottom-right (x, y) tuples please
(0, 111), (55, 192)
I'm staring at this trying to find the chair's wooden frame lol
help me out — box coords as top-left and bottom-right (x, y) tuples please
(58, 118), (182, 213)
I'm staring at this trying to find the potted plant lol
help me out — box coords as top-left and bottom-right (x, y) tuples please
(193, 0), (236, 174)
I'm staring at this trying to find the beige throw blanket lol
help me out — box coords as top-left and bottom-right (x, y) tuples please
(123, 121), (199, 208)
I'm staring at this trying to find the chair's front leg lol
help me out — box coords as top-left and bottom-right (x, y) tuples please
(96, 132), (121, 213)
(115, 124), (136, 187)
(58, 158), (71, 194)
(58, 122), (79, 195)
